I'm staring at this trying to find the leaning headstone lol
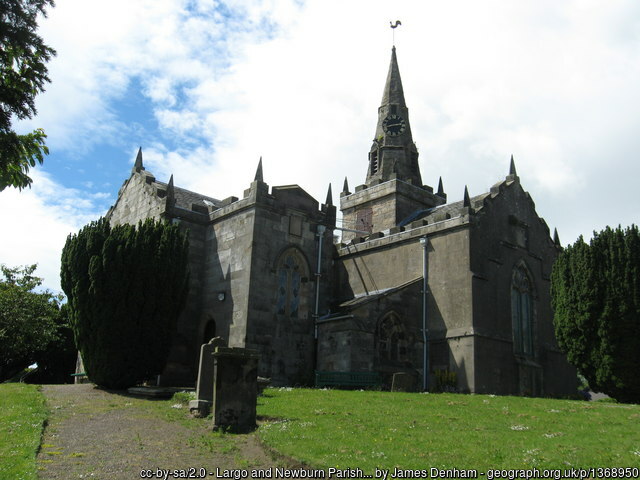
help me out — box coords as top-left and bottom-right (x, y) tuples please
(211, 346), (260, 432)
(391, 371), (417, 392)
(189, 336), (226, 417)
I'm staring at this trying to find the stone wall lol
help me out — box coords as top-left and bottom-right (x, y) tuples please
(104, 161), (575, 395)
(340, 179), (444, 243)
(243, 184), (335, 386)
(108, 172), (166, 226)
(329, 175), (576, 396)
(107, 170), (335, 387)
(317, 281), (424, 387)
(329, 216), (476, 391)
(186, 180), (336, 386)
(468, 175), (576, 396)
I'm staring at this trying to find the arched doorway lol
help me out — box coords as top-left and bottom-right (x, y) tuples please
(202, 318), (216, 345)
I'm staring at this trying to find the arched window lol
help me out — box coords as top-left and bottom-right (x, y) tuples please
(511, 264), (534, 356)
(376, 312), (407, 363)
(275, 248), (309, 318)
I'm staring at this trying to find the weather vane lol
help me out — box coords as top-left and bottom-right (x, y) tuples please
(390, 20), (402, 46)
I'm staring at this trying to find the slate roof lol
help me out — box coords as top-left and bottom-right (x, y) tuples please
(399, 191), (491, 227)
(155, 180), (223, 210)
(338, 277), (422, 309)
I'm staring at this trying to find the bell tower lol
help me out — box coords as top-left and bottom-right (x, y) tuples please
(367, 46), (422, 187)
(341, 47), (446, 243)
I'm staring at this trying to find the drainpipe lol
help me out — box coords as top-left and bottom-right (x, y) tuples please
(314, 225), (326, 339)
(420, 235), (429, 391)
(312, 225), (326, 381)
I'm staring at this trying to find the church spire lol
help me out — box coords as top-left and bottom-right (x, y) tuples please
(380, 46), (407, 108)
(366, 46), (422, 187)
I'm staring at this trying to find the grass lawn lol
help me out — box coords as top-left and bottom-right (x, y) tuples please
(4, 384), (640, 477)
(0, 383), (48, 480)
(257, 388), (640, 471)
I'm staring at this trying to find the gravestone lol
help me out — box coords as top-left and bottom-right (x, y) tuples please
(211, 346), (260, 432)
(391, 371), (417, 392)
(189, 336), (226, 417)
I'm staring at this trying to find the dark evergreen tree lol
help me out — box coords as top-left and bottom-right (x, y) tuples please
(61, 217), (189, 389)
(1, 0), (56, 191)
(551, 225), (640, 403)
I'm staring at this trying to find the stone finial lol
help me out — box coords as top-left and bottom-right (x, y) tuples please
(134, 147), (144, 172)
(463, 185), (471, 208)
(340, 177), (352, 198)
(553, 228), (561, 247)
(167, 174), (175, 205)
(509, 155), (517, 176)
(254, 157), (263, 182)
(437, 176), (445, 196)
(325, 183), (333, 206)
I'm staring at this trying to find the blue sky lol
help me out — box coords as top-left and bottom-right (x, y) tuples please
(1, 0), (639, 292)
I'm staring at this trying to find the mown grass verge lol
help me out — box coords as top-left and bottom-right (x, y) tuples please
(0, 383), (48, 480)
(257, 388), (640, 471)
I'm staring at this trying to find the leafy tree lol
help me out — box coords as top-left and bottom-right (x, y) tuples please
(0, 263), (67, 381)
(1, 0), (56, 191)
(61, 217), (190, 389)
(551, 225), (640, 403)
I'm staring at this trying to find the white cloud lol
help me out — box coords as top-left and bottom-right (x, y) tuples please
(6, 0), (640, 291)
(0, 172), (110, 293)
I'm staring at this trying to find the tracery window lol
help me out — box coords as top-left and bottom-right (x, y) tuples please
(275, 249), (308, 318)
(511, 264), (534, 356)
(376, 312), (407, 363)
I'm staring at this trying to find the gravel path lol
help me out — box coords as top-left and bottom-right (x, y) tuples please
(37, 384), (277, 480)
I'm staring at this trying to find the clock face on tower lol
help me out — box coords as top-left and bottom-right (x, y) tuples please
(382, 114), (406, 136)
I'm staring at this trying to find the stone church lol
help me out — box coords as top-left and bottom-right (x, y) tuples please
(106, 47), (576, 396)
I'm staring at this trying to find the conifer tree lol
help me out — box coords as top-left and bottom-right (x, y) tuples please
(61, 218), (189, 389)
(551, 225), (640, 403)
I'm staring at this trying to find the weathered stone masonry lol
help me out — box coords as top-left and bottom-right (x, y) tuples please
(103, 46), (576, 395)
